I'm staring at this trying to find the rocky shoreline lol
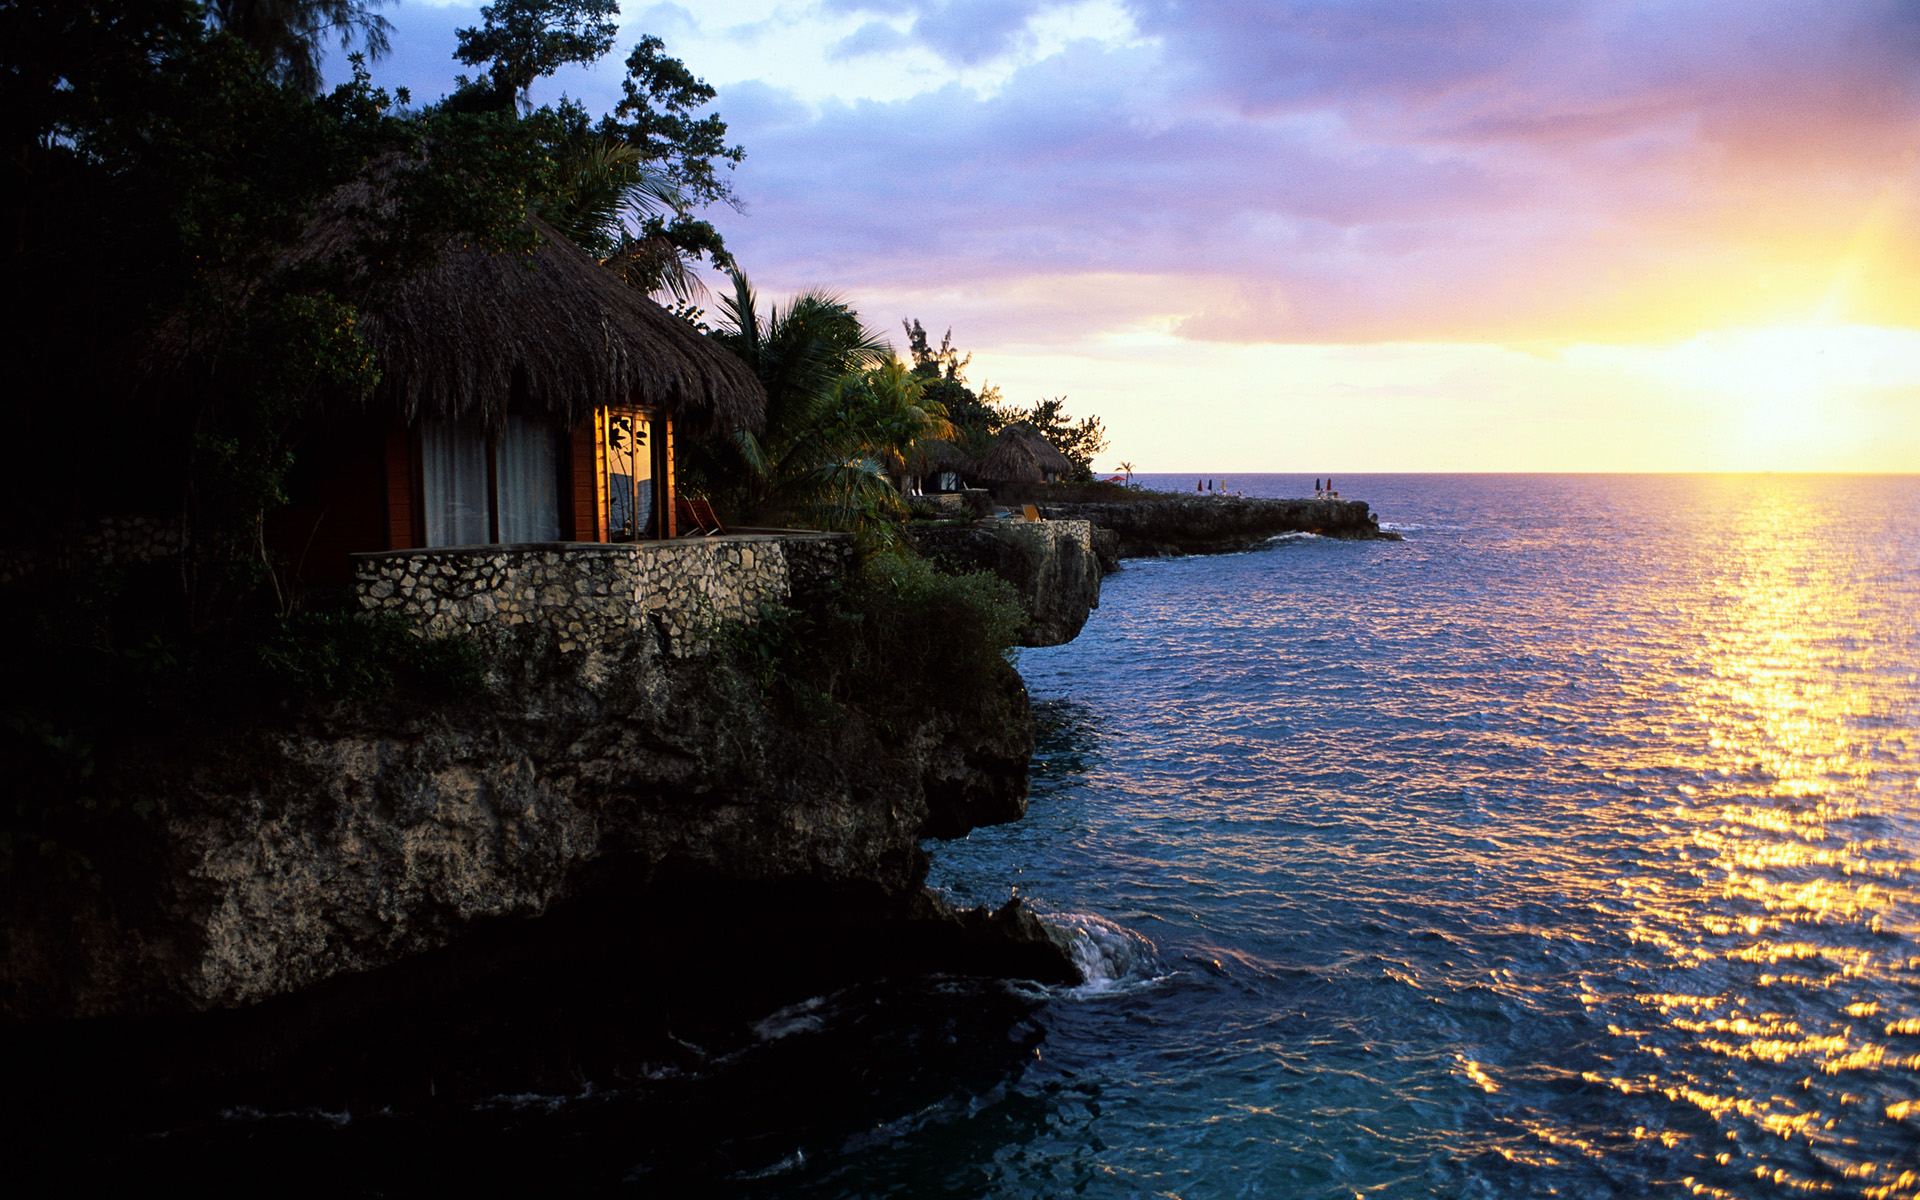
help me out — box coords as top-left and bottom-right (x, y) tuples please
(1, 616), (1076, 1129)
(3, 489), (1400, 1148)
(1033, 494), (1401, 558)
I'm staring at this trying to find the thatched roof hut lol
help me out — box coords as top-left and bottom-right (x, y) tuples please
(282, 162), (763, 435)
(143, 161), (767, 568)
(906, 437), (974, 477)
(155, 161), (763, 438)
(344, 218), (760, 438)
(976, 424), (1073, 483)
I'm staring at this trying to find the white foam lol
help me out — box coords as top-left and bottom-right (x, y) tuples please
(735, 1148), (807, 1179)
(751, 995), (830, 1041)
(1048, 913), (1164, 997)
(1267, 531), (1322, 543)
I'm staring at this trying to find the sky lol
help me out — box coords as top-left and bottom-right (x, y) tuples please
(341, 0), (1920, 472)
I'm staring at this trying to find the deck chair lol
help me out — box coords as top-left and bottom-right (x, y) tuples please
(1022, 505), (1042, 522)
(675, 496), (726, 536)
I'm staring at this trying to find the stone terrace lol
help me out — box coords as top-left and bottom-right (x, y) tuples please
(353, 531), (854, 656)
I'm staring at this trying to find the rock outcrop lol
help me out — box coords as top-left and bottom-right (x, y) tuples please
(1, 626), (1075, 1042)
(1035, 496), (1400, 557)
(913, 519), (1104, 647)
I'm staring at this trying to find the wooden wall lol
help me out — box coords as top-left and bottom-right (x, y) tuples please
(264, 410), (400, 584)
(270, 406), (683, 577)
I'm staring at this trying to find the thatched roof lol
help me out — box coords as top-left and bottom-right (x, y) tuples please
(156, 163), (764, 438)
(1022, 427), (1074, 475)
(976, 424), (1072, 482)
(343, 216), (760, 437)
(907, 438), (974, 476)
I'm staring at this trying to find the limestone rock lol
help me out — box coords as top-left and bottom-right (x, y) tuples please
(0, 625), (1064, 1026)
(913, 520), (1104, 647)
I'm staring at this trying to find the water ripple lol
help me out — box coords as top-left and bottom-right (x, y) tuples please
(919, 474), (1920, 1200)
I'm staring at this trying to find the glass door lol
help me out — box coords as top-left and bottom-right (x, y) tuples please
(598, 406), (656, 541)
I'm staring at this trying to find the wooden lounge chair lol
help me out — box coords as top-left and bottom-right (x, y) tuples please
(675, 496), (726, 536)
(1022, 504), (1042, 522)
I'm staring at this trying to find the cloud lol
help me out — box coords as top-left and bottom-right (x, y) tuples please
(825, 0), (1081, 66)
(711, 0), (1920, 346)
(829, 20), (914, 60)
(338, 0), (1920, 350)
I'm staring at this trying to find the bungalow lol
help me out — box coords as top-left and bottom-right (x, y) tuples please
(254, 196), (851, 655)
(270, 210), (763, 584)
(975, 423), (1073, 490)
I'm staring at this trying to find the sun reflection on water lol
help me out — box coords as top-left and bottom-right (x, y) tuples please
(1588, 483), (1920, 1197)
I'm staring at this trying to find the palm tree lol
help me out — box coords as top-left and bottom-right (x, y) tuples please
(844, 359), (956, 465)
(687, 270), (904, 545)
(1117, 460), (1135, 485)
(207, 0), (393, 94)
(531, 131), (707, 301)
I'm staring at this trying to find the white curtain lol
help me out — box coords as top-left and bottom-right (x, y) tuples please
(495, 415), (559, 543)
(422, 418), (490, 547)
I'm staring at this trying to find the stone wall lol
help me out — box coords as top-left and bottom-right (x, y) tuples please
(0, 514), (185, 587)
(353, 531), (854, 656)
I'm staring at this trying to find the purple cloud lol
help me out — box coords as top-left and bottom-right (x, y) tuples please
(336, 0), (1920, 345)
(829, 21), (915, 60)
(826, 0), (1069, 65)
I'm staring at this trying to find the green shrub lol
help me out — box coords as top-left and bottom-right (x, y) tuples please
(250, 610), (488, 702)
(726, 550), (1024, 728)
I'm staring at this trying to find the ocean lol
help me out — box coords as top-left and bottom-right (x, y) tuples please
(853, 474), (1920, 1197)
(96, 474), (1920, 1196)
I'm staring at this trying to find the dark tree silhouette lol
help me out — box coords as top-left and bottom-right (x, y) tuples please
(206, 0), (392, 93)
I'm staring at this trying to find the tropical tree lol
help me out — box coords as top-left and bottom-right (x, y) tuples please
(452, 4), (742, 300)
(452, 0), (617, 113)
(686, 271), (900, 542)
(1118, 460), (1135, 485)
(526, 103), (708, 299)
(206, 0), (393, 93)
(832, 358), (958, 490)
(901, 318), (1003, 456)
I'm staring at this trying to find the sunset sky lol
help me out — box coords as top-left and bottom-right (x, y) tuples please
(355, 0), (1920, 472)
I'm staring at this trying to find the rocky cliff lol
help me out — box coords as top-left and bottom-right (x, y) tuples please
(1036, 495), (1400, 557)
(1, 619), (1076, 1105)
(912, 519), (1104, 646)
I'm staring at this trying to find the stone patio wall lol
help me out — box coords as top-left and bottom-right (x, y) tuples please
(353, 532), (854, 656)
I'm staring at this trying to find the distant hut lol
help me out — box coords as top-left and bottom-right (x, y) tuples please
(161, 172), (765, 581)
(976, 424), (1073, 487)
(904, 438), (975, 494)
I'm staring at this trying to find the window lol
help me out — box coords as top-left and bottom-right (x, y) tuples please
(419, 415), (561, 547)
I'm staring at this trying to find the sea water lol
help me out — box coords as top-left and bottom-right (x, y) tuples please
(106, 475), (1920, 1196)
(833, 474), (1920, 1198)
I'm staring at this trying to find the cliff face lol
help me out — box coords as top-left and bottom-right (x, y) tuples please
(912, 520), (1104, 647)
(1, 626), (1070, 1028)
(1038, 496), (1400, 557)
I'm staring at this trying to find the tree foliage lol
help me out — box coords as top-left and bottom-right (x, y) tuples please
(450, 3), (742, 291)
(603, 35), (744, 211)
(206, 0), (394, 93)
(900, 318), (1107, 479)
(902, 318), (1002, 456)
(688, 276), (957, 551)
(452, 0), (618, 112)
(686, 272), (902, 546)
